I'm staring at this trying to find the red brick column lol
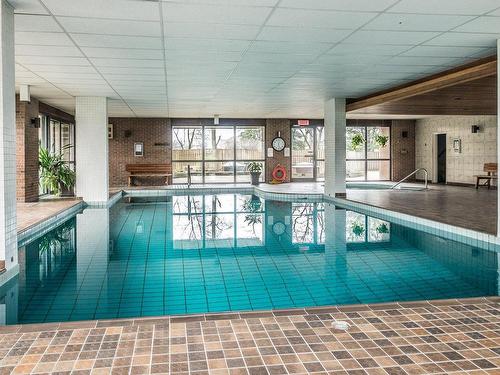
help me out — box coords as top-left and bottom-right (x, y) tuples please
(16, 96), (39, 202)
(265, 119), (291, 183)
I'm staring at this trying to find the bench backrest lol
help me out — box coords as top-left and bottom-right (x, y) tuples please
(126, 164), (171, 174)
(484, 163), (497, 174)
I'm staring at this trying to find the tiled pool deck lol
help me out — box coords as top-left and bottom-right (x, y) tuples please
(17, 199), (83, 234)
(0, 298), (498, 374)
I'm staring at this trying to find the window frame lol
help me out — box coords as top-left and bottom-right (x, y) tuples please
(172, 124), (265, 184)
(38, 114), (76, 195)
(346, 124), (391, 181)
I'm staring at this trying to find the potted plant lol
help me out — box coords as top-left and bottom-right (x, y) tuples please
(247, 162), (262, 186)
(351, 132), (364, 150)
(374, 134), (389, 148)
(39, 145), (76, 197)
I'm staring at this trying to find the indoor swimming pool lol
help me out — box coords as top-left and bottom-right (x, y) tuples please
(5, 193), (499, 324)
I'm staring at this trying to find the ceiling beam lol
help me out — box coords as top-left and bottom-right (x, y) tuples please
(346, 55), (497, 113)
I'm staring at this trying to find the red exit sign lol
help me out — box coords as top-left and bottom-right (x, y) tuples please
(297, 119), (310, 126)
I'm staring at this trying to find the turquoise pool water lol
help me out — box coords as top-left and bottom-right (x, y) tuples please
(5, 193), (498, 324)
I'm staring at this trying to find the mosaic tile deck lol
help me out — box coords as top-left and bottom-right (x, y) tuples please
(0, 297), (498, 374)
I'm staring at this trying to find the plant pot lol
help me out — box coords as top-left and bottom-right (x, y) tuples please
(60, 184), (75, 197)
(250, 172), (261, 186)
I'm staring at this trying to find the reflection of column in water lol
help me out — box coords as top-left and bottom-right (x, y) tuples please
(324, 204), (347, 279)
(264, 201), (292, 249)
(0, 276), (18, 325)
(77, 208), (110, 312)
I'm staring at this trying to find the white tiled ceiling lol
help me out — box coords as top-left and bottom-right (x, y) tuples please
(11, 0), (500, 118)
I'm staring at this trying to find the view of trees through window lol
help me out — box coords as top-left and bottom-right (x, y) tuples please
(291, 126), (325, 181)
(346, 125), (390, 181)
(172, 125), (265, 184)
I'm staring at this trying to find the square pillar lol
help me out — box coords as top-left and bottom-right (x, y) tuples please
(75, 97), (109, 204)
(0, 0), (17, 272)
(497, 40), (500, 236)
(324, 98), (346, 197)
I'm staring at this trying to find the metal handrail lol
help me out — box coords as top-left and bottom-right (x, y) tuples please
(391, 168), (428, 190)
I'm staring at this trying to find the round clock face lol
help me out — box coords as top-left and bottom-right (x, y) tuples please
(273, 221), (286, 236)
(272, 136), (285, 152)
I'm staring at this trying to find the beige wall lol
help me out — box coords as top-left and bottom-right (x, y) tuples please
(415, 116), (497, 185)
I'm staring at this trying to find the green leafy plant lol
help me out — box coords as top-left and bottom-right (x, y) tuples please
(351, 222), (365, 237)
(374, 134), (389, 148)
(351, 133), (364, 150)
(247, 161), (262, 173)
(376, 223), (389, 234)
(39, 145), (76, 196)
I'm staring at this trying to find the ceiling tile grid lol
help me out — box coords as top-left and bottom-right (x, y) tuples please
(9, 0), (500, 118)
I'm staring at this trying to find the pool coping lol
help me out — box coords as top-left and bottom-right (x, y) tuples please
(1, 296), (498, 334)
(17, 201), (86, 247)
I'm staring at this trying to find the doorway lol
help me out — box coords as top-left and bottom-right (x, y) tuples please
(291, 126), (324, 181)
(436, 133), (446, 184)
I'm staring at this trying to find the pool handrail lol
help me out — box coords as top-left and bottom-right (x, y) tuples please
(391, 168), (428, 190)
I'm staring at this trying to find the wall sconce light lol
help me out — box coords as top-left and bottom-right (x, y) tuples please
(471, 125), (480, 133)
(30, 117), (40, 128)
(124, 130), (132, 138)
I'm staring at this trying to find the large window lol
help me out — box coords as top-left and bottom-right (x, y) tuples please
(172, 125), (265, 184)
(346, 125), (390, 181)
(38, 115), (75, 195)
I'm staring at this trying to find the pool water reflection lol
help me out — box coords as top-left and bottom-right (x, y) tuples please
(2, 193), (498, 324)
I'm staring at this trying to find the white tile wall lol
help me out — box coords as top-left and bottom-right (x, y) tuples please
(324, 98), (346, 197)
(497, 40), (499, 237)
(75, 96), (109, 203)
(415, 115), (497, 184)
(0, 1), (17, 271)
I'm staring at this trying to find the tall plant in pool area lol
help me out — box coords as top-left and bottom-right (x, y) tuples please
(39, 144), (76, 196)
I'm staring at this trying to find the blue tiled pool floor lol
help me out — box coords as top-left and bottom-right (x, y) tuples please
(14, 194), (497, 324)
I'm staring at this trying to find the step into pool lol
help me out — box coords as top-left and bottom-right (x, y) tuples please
(5, 193), (499, 324)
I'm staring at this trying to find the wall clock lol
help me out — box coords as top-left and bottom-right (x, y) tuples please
(272, 132), (285, 152)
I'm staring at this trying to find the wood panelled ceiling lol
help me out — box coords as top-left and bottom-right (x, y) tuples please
(347, 56), (497, 117)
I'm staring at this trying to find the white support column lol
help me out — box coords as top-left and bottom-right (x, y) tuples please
(497, 40), (500, 236)
(0, 0), (17, 273)
(324, 98), (347, 197)
(75, 97), (109, 204)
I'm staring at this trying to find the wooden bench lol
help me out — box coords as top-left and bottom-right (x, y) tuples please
(475, 163), (497, 189)
(125, 164), (172, 186)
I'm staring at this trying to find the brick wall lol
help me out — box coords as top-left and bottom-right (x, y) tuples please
(391, 120), (416, 181)
(108, 118), (172, 187)
(16, 96), (40, 202)
(265, 119), (291, 183)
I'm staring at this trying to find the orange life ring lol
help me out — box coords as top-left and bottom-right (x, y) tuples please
(272, 164), (287, 182)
